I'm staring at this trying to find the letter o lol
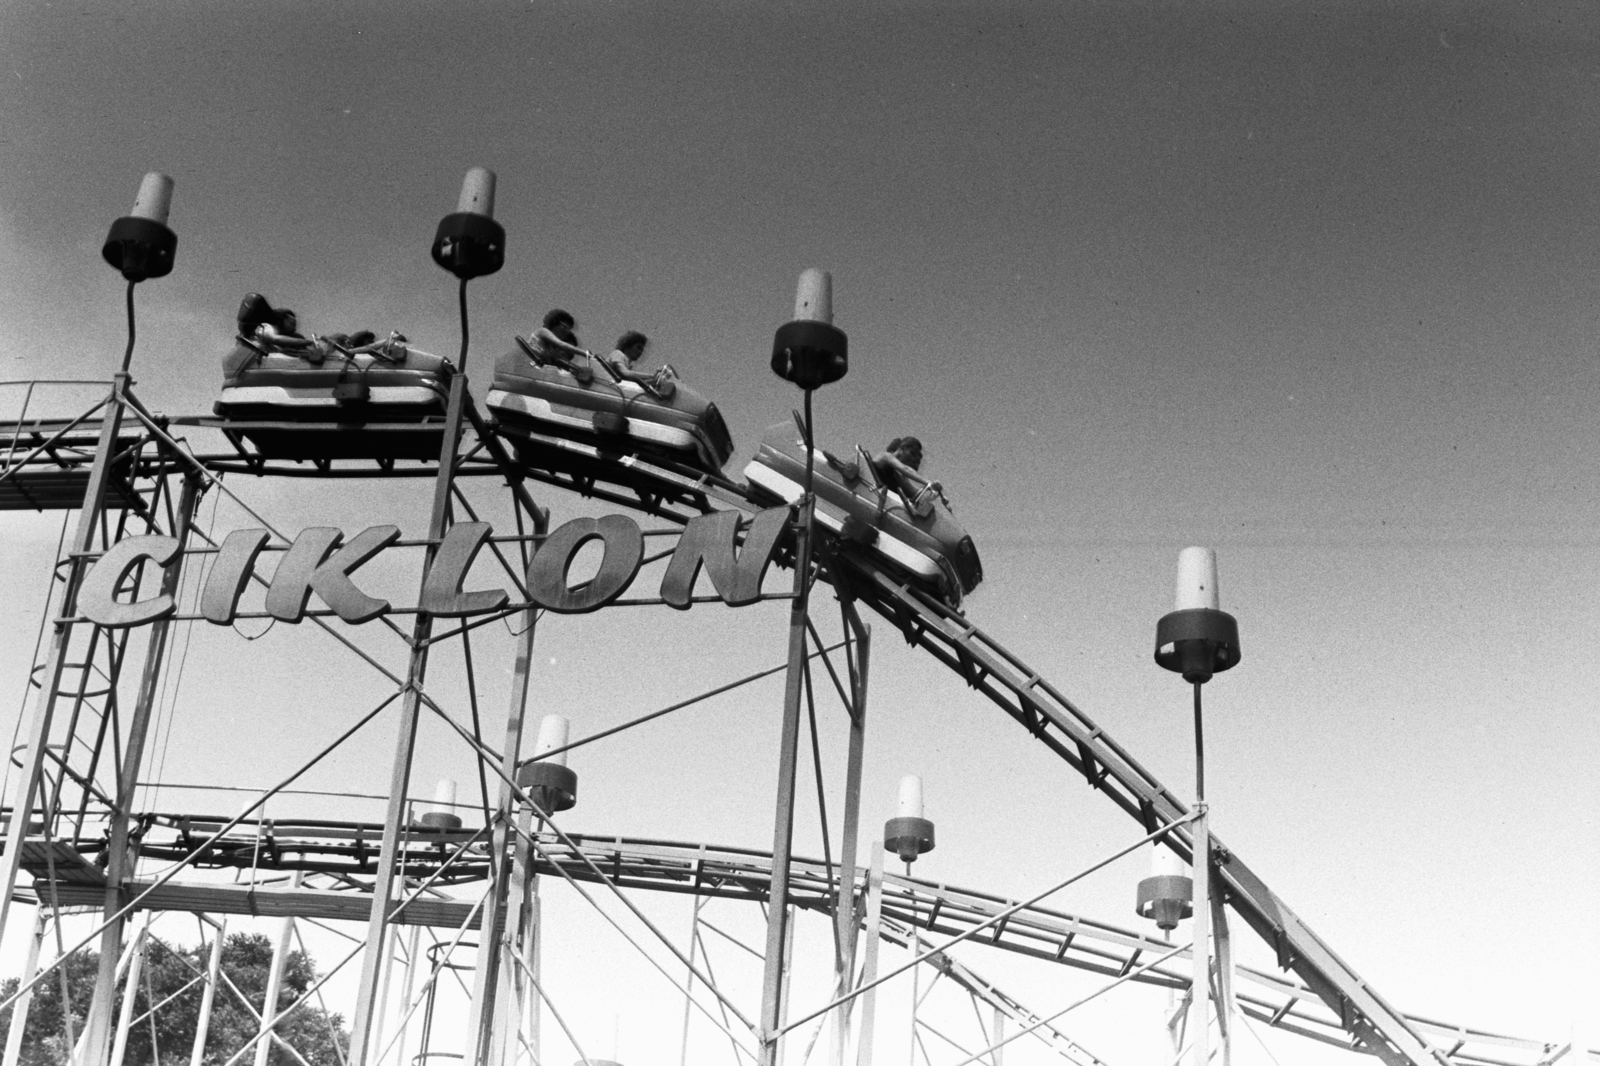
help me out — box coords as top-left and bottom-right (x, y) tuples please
(527, 515), (643, 613)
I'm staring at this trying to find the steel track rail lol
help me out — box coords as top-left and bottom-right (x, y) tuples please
(14, 825), (1555, 1066)
(0, 403), (1540, 1066)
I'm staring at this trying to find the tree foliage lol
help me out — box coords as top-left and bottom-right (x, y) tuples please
(0, 930), (348, 1066)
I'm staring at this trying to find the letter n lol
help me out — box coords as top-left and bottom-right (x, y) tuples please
(660, 507), (788, 610)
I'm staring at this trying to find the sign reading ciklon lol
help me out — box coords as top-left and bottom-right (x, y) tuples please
(77, 508), (792, 629)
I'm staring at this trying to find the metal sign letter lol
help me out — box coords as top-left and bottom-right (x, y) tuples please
(421, 522), (509, 617)
(660, 506), (789, 609)
(78, 536), (181, 628)
(527, 515), (643, 613)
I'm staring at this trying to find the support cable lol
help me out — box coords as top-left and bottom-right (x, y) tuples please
(948, 942), (1189, 1066)
(0, 511), (69, 806)
(369, 893), (488, 1066)
(408, 687), (767, 1037)
(515, 640), (848, 769)
(777, 813), (1199, 1039)
(691, 928), (758, 1066)
(800, 654), (836, 935)
(458, 628), (496, 845)
(215, 938), (368, 1066)
(0, 690), (398, 1016)
(516, 815), (758, 1042)
(292, 922), (352, 1066)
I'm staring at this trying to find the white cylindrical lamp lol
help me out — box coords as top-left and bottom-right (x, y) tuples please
(883, 774), (935, 864)
(517, 714), (577, 813)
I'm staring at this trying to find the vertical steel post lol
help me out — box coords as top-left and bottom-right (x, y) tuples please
(85, 471), (201, 1066)
(390, 926), (423, 1066)
(498, 800), (537, 1066)
(0, 378), (128, 944)
(1, 909), (47, 1066)
(678, 893), (706, 1066)
(1212, 888), (1234, 1066)
(907, 931), (919, 1066)
(369, 925), (398, 1066)
(992, 1007), (1005, 1066)
(255, 874), (302, 1066)
(525, 873), (541, 1065)
(778, 904), (796, 1066)
(189, 918), (226, 1066)
(347, 374), (469, 1064)
(855, 842), (886, 1066)
(759, 392), (818, 1066)
(830, 608), (871, 1066)
(1191, 681), (1211, 1066)
(468, 599), (543, 1065)
(108, 915), (151, 1066)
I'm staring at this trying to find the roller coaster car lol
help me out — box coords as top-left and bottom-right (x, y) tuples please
(485, 339), (735, 474)
(743, 421), (982, 606)
(213, 334), (454, 459)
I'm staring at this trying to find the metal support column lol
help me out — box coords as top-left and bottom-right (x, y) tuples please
(347, 374), (469, 1065)
(85, 470), (201, 1066)
(855, 841), (886, 1066)
(1212, 885), (1234, 1066)
(108, 914), (151, 1066)
(1191, 682), (1211, 1066)
(0, 377), (130, 943)
(468, 597), (543, 1065)
(255, 874), (302, 1066)
(1, 909), (47, 1066)
(830, 603), (871, 1066)
(189, 917), (226, 1066)
(678, 893), (707, 1066)
(759, 391), (818, 1066)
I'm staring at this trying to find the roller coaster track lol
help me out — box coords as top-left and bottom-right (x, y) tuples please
(13, 825), (1553, 1066)
(468, 427), (1462, 1066)
(0, 408), (1566, 1066)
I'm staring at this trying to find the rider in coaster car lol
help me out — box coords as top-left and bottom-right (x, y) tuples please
(526, 309), (594, 372)
(236, 294), (381, 360)
(870, 436), (943, 517)
(602, 331), (677, 398)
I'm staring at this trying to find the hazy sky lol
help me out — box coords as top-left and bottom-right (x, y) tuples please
(2, 2), (1598, 1063)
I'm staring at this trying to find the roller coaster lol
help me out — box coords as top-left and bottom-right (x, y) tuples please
(0, 172), (1588, 1066)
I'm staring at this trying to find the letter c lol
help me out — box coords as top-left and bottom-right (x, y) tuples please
(78, 536), (182, 628)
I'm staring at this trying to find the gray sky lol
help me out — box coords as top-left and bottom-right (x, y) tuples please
(2, 1), (1597, 1061)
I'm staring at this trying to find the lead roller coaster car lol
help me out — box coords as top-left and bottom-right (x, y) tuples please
(485, 338), (735, 474)
(743, 420), (982, 606)
(213, 294), (455, 459)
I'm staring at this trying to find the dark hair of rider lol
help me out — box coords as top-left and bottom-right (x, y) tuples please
(616, 330), (648, 353)
(887, 436), (923, 465)
(543, 309), (575, 330)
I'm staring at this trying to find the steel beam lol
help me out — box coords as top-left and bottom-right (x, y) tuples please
(759, 417), (817, 1066)
(346, 374), (469, 1065)
(466, 599), (542, 1065)
(830, 602), (871, 1066)
(0, 381), (130, 944)
(85, 471), (201, 1066)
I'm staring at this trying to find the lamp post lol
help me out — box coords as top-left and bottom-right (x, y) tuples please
(1154, 547), (1240, 1066)
(884, 775), (934, 1066)
(759, 269), (849, 1066)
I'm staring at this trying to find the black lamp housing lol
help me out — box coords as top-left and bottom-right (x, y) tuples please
(431, 211), (505, 280)
(518, 760), (577, 814)
(771, 318), (848, 390)
(1154, 607), (1241, 684)
(102, 216), (177, 282)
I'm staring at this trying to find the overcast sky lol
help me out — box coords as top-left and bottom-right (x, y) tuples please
(2, 2), (1597, 1063)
